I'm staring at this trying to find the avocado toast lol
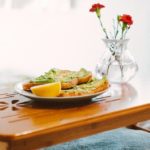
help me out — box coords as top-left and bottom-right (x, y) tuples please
(22, 68), (109, 97)
(59, 76), (109, 97)
(23, 68), (92, 91)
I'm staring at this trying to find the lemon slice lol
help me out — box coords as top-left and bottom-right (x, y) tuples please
(31, 82), (61, 97)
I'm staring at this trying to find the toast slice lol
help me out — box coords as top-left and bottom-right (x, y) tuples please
(77, 68), (92, 84)
(23, 82), (43, 91)
(22, 68), (92, 91)
(56, 70), (78, 89)
(23, 69), (57, 91)
(59, 76), (109, 97)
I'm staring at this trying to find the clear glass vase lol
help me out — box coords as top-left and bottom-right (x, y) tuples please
(95, 39), (138, 83)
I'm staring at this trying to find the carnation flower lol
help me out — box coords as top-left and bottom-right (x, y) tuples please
(119, 14), (133, 25)
(89, 3), (133, 39)
(89, 3), (105, 17)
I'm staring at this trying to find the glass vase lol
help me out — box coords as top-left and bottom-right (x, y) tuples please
(95, 39), (138, 83)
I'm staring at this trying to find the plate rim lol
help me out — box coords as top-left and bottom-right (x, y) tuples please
(15, 81), (109, 101)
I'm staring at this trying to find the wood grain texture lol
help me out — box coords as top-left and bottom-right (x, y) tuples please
(0, 83), (150, 150)
(0, 141), (8, 150)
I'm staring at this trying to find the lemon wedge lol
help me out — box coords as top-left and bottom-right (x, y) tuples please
(31, 82), (61, 97)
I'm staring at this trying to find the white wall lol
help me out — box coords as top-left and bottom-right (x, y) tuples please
(0, 0), (150, 76)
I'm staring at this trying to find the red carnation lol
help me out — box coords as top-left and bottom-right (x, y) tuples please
(89, 3), (105, 12)
(89, 4), (134, 39)
(119, 14), (133, 25)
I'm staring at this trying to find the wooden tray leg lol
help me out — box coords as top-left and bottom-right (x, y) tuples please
(0, 141), (8, 150)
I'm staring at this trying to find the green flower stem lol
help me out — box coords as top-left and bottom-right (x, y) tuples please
(115, 28), (119, 39)
(116, 56), (124, 80)
(123, 26), (130, 39)
(115, 21), (120, 39)
(121, 30), (124, 39)
(106, 52), (115, 75)
(121, 23), (127, 39)
(106, 53), (124, 81)
(98, 16), (109, 39)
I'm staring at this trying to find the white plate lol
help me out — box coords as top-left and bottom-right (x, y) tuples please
(15, 82), (109, 102)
